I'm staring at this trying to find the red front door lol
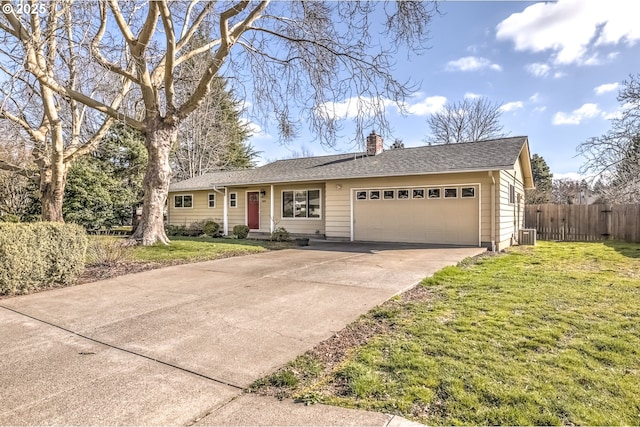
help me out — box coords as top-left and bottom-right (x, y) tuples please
(247, 192), (260, 230)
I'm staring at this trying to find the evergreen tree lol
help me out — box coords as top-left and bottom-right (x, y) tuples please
(526, 154), (553, 204)
(63, 125), (147, 229)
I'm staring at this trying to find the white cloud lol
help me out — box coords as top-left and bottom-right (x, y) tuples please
(533, 106), (547, 113)
(602, 110), (622, 120)
(500, 101), (524, 113)
(552, 103), (601, 125)
(317, 95), (446, 120)
(525, 63), (551, 78)
(317, 97), (393, 120)
(464, 92), (482, 100)
(496, 0), (640, 66)
(243, 119), (273, 140)
(529, 93), (541, 103)
(553, 71), (567, 79)
(601, 102), (634, 120)
(402, 95), (447, 116)
(445, 56), (502, 72)
(594, 82), (619, 95)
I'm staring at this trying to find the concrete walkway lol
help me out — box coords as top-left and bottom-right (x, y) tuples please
(0, 241), (484, 425)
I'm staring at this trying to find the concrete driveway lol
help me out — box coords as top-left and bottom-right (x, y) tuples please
(0, 241), (484, 425)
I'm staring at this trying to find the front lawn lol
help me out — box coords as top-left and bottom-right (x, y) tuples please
(253, 241), (640, 425)
(130, 236), (274, 262)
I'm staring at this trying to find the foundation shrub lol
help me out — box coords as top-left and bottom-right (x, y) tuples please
(233, 224), (250, 239)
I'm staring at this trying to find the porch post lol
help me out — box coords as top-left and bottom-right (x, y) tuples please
(270, 184), (275, 233)
(223, 187), (229, 236)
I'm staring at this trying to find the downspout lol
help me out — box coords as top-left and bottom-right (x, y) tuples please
(491, 172), (497, 252)
(212, 186), (228, 236)
(270, 184), (275, 233)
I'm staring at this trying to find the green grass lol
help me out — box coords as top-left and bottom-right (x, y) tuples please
(130, 236), (272, 262)
(262, 241), (640, 425)
(87, 235), (291, 264)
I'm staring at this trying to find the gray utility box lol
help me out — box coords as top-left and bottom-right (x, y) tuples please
(519, 229), (537, 246)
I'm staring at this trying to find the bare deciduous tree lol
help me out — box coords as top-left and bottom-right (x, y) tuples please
(0, 3), (129, 221)
(1, 0), (437, 245)
(578, 75), (640, 203)
(552, 178), (591, 205)
(426, 97), (506, 145)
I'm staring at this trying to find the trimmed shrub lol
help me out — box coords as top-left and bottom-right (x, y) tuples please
(233, 224), (250, 239)
(203, 220), (221, 237)
(0, 222), (88, 295)
(271, 227), (290, 242)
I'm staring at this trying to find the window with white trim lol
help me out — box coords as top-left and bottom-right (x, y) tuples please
(282, 189), (321, 218)
(461, 187), (475, 198)
(397, 189), (409, 199)
(229, 192), (238, 208)
(174, 195), (193, 208)
(383, 190), (395, 200)
(428, 188), (440, 199)
(208, 193), (216, 208)
(412, 189), (425, 199)
(444, 188), (457, 198)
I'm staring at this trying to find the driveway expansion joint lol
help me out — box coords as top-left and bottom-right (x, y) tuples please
(0, 304), (245, 391)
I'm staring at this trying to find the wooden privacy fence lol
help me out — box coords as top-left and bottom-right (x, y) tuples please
(525, 204), (640, 243)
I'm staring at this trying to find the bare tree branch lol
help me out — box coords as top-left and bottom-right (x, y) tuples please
(426, 97), (506, 144)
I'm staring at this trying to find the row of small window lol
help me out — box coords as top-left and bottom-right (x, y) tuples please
(356, 187), (475, 201)
(174, 193), (238, 209)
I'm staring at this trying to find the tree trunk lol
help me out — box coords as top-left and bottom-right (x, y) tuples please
(40, 159), (67, 222)
(130, 119), (176, 246)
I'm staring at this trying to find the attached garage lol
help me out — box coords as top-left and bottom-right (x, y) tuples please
(352, 184), (480, 245)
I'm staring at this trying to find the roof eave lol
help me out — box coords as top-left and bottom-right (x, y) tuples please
(168, 166), (517, 191)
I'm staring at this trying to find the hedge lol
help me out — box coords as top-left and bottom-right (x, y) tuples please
(0, 222), (88, 295)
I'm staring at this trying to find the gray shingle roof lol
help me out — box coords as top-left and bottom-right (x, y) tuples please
(169, 136), (529, 191)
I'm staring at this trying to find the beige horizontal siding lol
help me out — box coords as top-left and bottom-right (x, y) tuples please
(168, 191), (224, 226)
(497, 159), (525, 242)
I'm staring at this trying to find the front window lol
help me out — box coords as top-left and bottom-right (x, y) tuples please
(282, 190), (321, 219)
(208, 193), (215, 208)
(229, 192), (237, 208)
(174, 195), (193, 208)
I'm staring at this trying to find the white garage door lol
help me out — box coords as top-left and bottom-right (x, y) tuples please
(353, 186), (479, 245)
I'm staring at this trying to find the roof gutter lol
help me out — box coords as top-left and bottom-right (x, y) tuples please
(168, 166), (518, 192)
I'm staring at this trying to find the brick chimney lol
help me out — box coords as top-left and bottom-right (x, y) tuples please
(366, 131), (383, 156)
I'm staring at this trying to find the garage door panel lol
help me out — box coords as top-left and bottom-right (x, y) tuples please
(354, 186), (479, 245)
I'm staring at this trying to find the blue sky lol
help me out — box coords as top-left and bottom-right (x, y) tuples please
(247, 0), (640, 180)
